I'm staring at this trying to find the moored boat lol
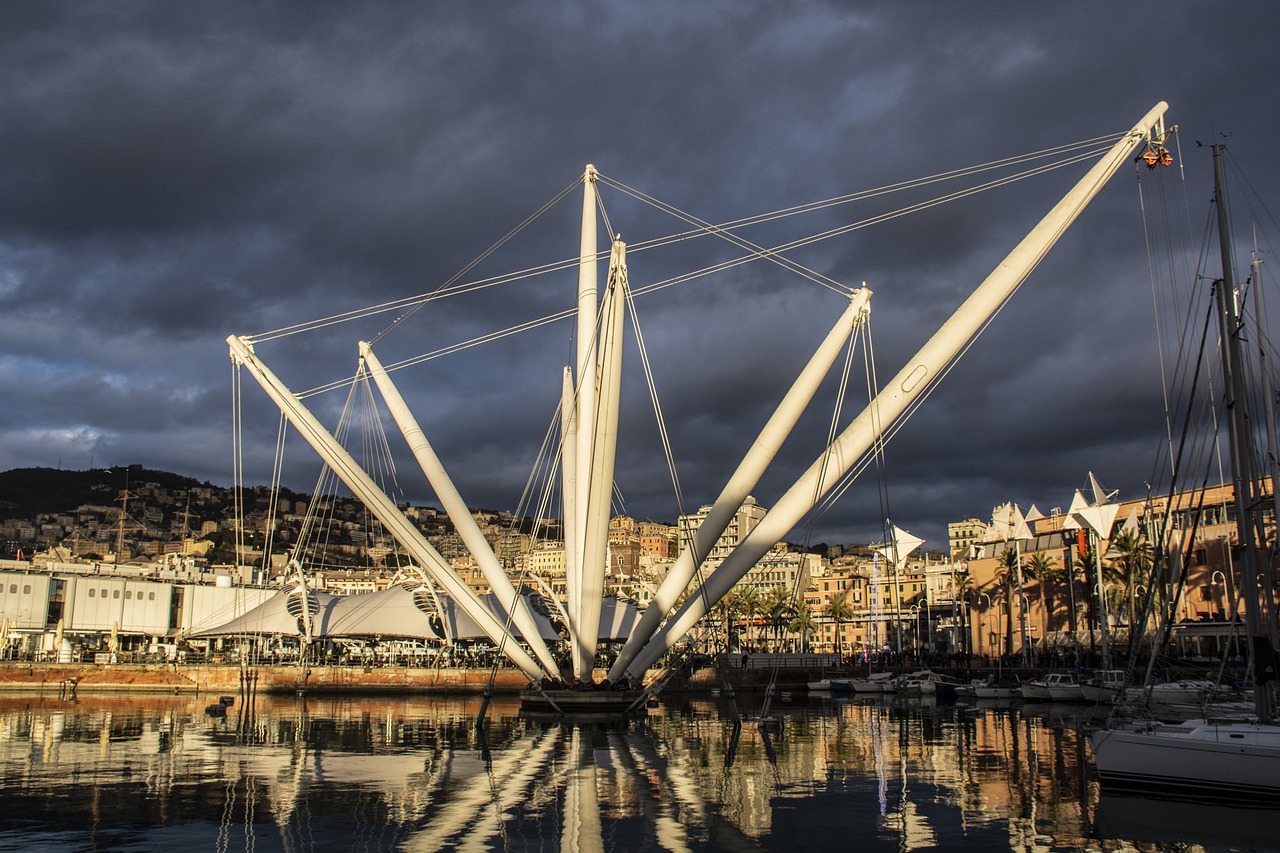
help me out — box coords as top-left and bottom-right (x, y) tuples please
(1079, 669), (1127, 704)
(974, 678), (1022, 700)
(806, 678), (853, 693)
(848, 671), (895, 693)
(1090, 720), (1280, 802)
(1045, 672), (1084, 703)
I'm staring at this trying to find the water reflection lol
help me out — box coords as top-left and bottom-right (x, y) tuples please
(0, 691), (1275, 851)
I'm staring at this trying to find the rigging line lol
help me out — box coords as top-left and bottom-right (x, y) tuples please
(252, 250), (592, 345)
(1225, 147), (1280, 268)
(356, 366), (407, 562)
(635, 147), (1108, 259)
(251, 143), (1106, 346)
(231, 362), (246, 578)
(625, 150), (1108, 302)
(815, 251), (1043, 524)
(249, 178), (583, 345)
(597, 173), (850, 295)
(281, 153), (1111, 411)
(597, 132), (1121, 257)
(261, 412), (288, 579)
(297, 308), (577, 399)
(806, 304), (864, 532)
(1139, 164), (1181, 479)
(504, 391), (563, 567)
(370, 177), (583, 347)
(278, 150), (1107, 402)
(622, 277), (685, 524)
(787, 316), (864, 605)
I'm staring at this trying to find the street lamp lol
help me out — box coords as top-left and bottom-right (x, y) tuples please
(977, 592), (991, 659)
(1211, 569), (1229, 619)
(908, 604), (920, 659)
(1020, 594), (1033, 661)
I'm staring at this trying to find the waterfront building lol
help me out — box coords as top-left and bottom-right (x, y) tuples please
(960, 479), (1275, 659)
(947, 517), (985, 560)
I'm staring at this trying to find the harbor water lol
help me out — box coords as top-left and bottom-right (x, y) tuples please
(0, 689), (1275, 851)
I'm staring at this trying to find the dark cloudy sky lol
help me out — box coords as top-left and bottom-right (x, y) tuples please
(2, 2), (1278, 553)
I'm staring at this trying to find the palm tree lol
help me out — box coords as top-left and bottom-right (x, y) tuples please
(763, 586), (796, 651)
(996, 547), (1019, 658)
(824, 591), (855, 658)
(1074, 537), (1126, 654)
(1023, 552), (1058, 647)
(735, 586), (761, 651)
(952, 568), (972, 659)
(789, 604), (818, 654)
(1107, 527), (1152, 641)
(718, 592), (740, 654)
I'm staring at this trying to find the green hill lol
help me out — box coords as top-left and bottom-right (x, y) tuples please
(0, 466), (211, 517)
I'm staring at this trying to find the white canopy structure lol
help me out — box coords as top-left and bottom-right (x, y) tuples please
(322, 584), (442, 640)
(226, 103), (1170, 687)
(190, 587), (333, 638)
(188, 583), (590, 645)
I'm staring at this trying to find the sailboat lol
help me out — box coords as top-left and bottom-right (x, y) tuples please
(1088, 143), (1280, 801)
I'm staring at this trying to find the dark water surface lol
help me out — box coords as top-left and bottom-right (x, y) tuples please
(0, 689), (1274, 851)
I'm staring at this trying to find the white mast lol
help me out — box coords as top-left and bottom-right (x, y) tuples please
(358, 341), (561, 676)
(607, 286), (872, 681)
(620, 101), (1170, 679)
(574, 236), (627, 678)
(226, 334), (549, 681)
(567, 165), (599, 680)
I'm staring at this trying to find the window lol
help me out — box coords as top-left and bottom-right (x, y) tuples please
(148, 592), (155, 601)
(23, 585), (30, 594)
(7, 584), (14, 594)
(125, 591), (132, 600)
(101, 588), (108, 598)
(113, 590), (120, 599)
(89, 589), (96, 598)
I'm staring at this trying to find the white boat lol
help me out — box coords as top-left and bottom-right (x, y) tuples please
(974, 679), (1022, 700)
(1079, 669), (1127, 704)
(1121, 679), (1224, 706)
(848, 672), (894, 693)
(1045, 672), (1084, 703)
(1019, 674), (1055, 701)
(1019, 672), (1083, 702)
(1090, 721), (1280, 801)
(896, 672), (937, 696)
(806, 678), (852, 693)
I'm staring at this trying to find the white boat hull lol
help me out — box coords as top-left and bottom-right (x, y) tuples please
(806, 678), (852, 693)
(1090, 721), (1280, 802)
(1020, 683), (1052, 701)
(1079, 683), (1123, 704)
(1047, 684), (1084, 702)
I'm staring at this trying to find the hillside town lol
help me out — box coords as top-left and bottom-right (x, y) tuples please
(0, 465), (1250, 669)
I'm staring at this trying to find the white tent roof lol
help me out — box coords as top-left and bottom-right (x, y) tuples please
(597, 597), (642, 641)
(324, 584), (442, 639)
(190, 586), (634, 644)
(445, 593), (561, 642)
(190, 588), (336, 637)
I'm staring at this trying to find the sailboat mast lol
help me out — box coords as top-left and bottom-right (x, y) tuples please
(1211, 143), (1274, 720)
(1247, 252), (1280, 654)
